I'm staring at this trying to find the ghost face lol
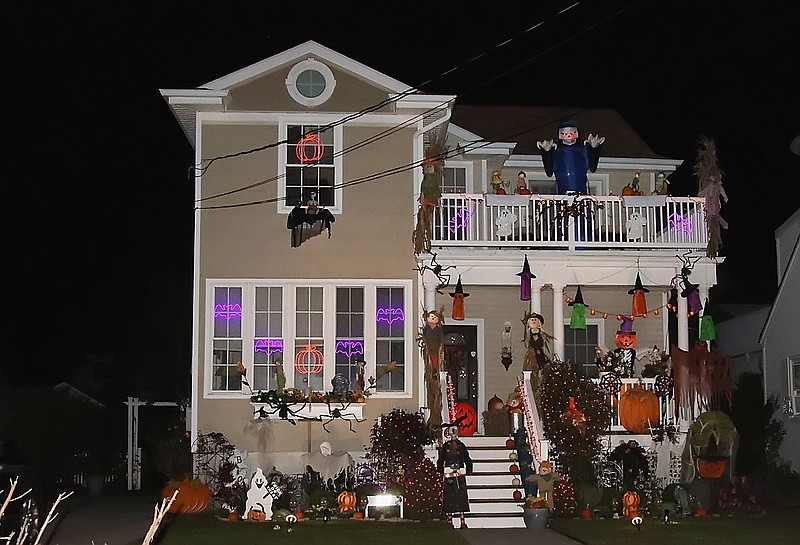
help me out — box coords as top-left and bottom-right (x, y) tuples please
(558, 126), (579, 146)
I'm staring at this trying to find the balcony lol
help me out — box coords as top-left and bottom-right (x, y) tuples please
(432, 193), (708, 251)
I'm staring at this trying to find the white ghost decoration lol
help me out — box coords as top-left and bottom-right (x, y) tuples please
(245, 467), (274, 521)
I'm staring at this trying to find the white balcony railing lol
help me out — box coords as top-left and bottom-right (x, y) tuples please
(433, 193), (708, 251)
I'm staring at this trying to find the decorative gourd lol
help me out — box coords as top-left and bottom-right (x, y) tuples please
(619, 384), (660, 433)
(453, 402), (477, 436)
(698, 457), (727, 479)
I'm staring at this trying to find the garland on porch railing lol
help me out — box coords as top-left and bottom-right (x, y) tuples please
(517, 375), (541, 464)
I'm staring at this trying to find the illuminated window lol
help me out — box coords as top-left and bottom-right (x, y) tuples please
(212, 287), (243, 391)
(285, 58), (336, 106)
(207, 281), (411, 397)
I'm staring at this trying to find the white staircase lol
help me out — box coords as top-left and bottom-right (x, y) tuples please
(460, 435), (526, 528)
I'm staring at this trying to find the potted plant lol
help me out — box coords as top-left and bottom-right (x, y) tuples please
(519, 494), (549, 529)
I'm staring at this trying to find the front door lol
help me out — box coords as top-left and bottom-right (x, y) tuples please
(443, 324), (479, 420)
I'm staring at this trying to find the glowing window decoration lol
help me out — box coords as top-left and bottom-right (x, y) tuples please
(214, 304), (242, 320)
(668, 213), (694, 234)
(335, 340), (364, 358)
(254, 339), (284, 356)
(375, 307), (405, 325)
(295, 344), (324, 375)
(295, 133), (325, 163)
(448, 207), (473, 233)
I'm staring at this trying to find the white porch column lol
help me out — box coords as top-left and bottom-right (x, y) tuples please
(678, 292), (689, 351)
(422, 277), (437, 312)
(552, 284), (565, 360)
(531, 283), (543, 315)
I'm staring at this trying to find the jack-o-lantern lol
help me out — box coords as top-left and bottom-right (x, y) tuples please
(615, 332), (637, 350)
(453, 402), (477, 436)
(619, 383), (660, 433)
(248, 509), (267, 521)
(698, 457), (727, 479)
(295, 344), (324, 375)
(337, 491), (357, 513)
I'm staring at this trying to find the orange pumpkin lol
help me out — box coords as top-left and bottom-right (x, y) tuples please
(352, 511), (365, 520)
(453, 402), (477, 436)
(248, 509), (268, 521)
(293, 510), (305, 520)
(698, 457), (727, 479)
(228, 512), (240, 521)
(160, 478), (211, 514)
(619, 384), (660, 433)
(615, 332), (637, 350)
(621, 185), (643, 197)
(622, 491), (640, 517)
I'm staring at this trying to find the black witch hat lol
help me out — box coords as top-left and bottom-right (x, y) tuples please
(516, 254), (536, 278)
(628, 272), (650, 294)
(569, 286), (586, 306)
(449, 276), (470, 298)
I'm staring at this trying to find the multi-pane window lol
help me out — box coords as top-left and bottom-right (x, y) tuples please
(376, 287), (405, 392)
(442, 165), (468, 193)
(285, 124), (335, 207)
(335, 288), (365, 390)
(207, 281), (409, 396)
(253, 287), (283, 391)
(789, 356), (800, 416)
(212, 287), (243, 391)
(563, 322), (600, 377)
(294, 286), (325, 392)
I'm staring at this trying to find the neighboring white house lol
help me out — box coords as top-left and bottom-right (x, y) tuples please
(759, 208), (800, 471)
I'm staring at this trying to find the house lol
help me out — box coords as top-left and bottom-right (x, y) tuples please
(759, 208), (800, 471)
(160, 40), (725, 522)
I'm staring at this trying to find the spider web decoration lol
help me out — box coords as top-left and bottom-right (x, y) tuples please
(599, 372), (622, 395)
(537, 194), (604, 223)
(653, 374), (674, 398)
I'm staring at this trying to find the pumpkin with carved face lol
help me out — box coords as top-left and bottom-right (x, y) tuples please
(615, 331), (637, 350)
(453, 402), (477, 436)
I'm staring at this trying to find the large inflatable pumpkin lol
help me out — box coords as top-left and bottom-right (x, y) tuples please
(618, 384), (659, 433)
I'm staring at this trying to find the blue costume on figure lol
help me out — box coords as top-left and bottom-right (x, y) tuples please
(538, 118), (603, 195)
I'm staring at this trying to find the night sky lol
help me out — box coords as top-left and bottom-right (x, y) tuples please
(5, 2), (799, 402)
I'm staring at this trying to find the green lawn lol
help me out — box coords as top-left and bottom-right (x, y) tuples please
(139, 513), (471, 545)
(548, 507), (800, 545)
(141, 508), (800, 545)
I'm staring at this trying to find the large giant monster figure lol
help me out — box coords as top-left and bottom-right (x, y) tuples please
(537, 118), (605, 195)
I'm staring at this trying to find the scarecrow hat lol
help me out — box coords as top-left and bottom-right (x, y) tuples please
(628, 272), (650, 295)
(617, 316), (636, 335)
(449, 276), (470, 298)
(516, 254), (536, 278)
(523, 311), (545, 325)
(568, 286), (586, 306)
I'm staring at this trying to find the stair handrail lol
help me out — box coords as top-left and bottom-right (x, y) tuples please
(520, 371), (548, 462)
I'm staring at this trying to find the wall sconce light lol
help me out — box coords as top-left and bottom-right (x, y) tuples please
(501, 321), (513, 370)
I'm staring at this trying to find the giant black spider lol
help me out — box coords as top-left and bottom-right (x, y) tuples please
(316, 396), (365, 433)
(414, 252), (456, 294)
(253, 397), (311, 425)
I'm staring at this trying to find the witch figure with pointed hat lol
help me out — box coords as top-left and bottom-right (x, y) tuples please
(449, 276), (470, 321)
(437, 415), (474, 528)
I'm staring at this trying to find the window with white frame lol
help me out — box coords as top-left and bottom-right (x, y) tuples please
(789, 356), (800, 416)
(562, 320), (603, 377)
(212, 287), (244, 391)
(442, 164), (470, 194)
(280, 123), (341, 213)
(207, 280), (411, 397)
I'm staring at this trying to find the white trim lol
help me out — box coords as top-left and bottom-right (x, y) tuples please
(285, 58), (336, 107)
(204, 279), (414, 400)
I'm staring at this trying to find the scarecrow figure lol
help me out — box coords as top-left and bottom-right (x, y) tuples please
(693, 136), (729, 258)
(522, 311), (553, 411)
(514, 171), (532, 195)
(537, 118), (604, 195)
(413, 126), (449, 255)
(437, 419), (473, 527)
(524, 460), (562, 511)
(490, 169), (505, 194)
(419, 308), (445, 429)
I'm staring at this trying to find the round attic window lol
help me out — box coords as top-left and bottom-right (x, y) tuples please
(286, 58), (336, 107)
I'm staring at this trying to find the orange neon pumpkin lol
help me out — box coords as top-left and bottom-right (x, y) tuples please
(622, 490), (641, 517)
(295, 133), (325, 163)
(453, 402), (477, 436)
(295, 345), (324, 375)
(337, 491), (357, 513)
(619, 384), (660, 433)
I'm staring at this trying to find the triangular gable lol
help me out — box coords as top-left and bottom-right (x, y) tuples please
(203, 40), (411, 94)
